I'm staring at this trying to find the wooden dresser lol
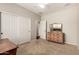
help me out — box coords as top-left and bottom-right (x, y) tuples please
(47, 31), (65, 44)
(0, 38), (18, 55)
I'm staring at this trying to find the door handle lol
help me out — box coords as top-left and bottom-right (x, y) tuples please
(0, 33), (3, 35)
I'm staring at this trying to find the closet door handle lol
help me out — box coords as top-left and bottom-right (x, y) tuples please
(0, 32), (3, 35)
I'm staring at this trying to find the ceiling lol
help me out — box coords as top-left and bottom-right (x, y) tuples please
(17, 3), (75, 16)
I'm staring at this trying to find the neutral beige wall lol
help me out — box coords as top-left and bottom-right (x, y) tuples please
(77, 4), (79, 48)
(0, 3), (41, 40)
(40, 5), (78, 45)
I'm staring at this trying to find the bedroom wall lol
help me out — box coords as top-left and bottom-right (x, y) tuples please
(77, 4), (79, 49)
(39, 5), (78, 45)
(0, 3), (40, 41)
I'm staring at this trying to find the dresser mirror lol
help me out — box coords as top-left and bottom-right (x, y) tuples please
(49, 23), (62, 31)
(53, 23), (62, 31)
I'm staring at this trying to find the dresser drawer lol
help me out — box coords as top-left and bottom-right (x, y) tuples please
(47, 31), (64, 44)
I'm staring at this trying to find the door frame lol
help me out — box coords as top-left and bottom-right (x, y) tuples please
(0, 12), (1, 39)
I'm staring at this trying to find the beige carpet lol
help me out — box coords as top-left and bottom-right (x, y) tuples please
(17, 39), (79, 55)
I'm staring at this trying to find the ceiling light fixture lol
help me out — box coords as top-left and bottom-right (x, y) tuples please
(39, 4), (45, 8)
(38, 3), (48, 8)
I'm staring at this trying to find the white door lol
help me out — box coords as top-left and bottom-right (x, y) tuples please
(39, 20), (46, 39)
(16, 16), (31, 44)
(1, 12), (31, 44)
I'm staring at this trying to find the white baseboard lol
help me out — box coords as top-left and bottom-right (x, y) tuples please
(65, 41), (77, 46)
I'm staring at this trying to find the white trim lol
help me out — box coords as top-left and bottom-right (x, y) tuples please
(65, 41), (77, 46)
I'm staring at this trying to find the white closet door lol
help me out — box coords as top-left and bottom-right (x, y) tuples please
(1, 12), (31, 44)
(39, 20), (46, 39)
(16, 16), (31, 44)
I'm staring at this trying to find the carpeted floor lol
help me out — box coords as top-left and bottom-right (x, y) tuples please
(17, 39), (79, 55)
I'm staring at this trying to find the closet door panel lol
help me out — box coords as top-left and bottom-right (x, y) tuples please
(16, 16), (31, 44)
(1, 12), (31, 44)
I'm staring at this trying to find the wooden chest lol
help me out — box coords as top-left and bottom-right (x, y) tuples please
(47, 31), (64, 44)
